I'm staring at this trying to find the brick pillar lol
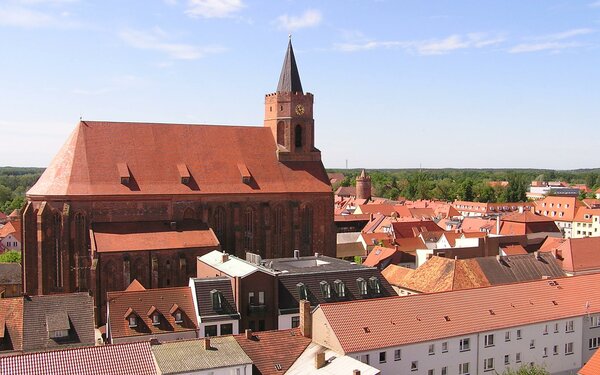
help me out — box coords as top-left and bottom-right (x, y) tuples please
(299, 300), (311, 338)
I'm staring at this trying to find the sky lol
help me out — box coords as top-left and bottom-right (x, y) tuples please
(1, 0), (600, 170)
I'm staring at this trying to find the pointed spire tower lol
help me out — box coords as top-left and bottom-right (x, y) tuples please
(356, 169), (372, 201)
(265, 38), (321, 162)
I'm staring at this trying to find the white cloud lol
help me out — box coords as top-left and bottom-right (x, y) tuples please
(335, 33), (504, 55)
(276, 9), (322, 31)
(184, 0), (244, 19)
(119, 28), (226, 60)
(509, 28), (594, 53)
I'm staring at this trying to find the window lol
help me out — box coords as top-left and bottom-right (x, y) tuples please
(442, 341), (448, 353)
(483, 358), (494, 371)
(553, 345), (559, 355)
(248, 292), (255, 304)
(543, 347), (548, 357)
(565, 342), (574, 355)
(428, 370), (434, 375)
(428, 343), (435, 355)
(211, 289), (223, 310)
(368, 276), (381, 294)
(590, 337), (600, 350)
(516, 352), (521, 363)
(484, 334), (494, 347)
(152, 313), (161, 326)
(320, 281), (332, 299)
(394, 349), (401, 361)
(459, 362), (470, 375)
(297, 283), (308, 300)
(505, 331), (511, 342)
(530, 339), (535, 349)
(379, 351), (386, 363)
(128, 315), (138, 328)
(554, 323), (559, 333)
(543, 324), (548, 335)
(258, 291), (265, 304)
(504, 354), (510, 365)
(357, 278), (368, 296)
(411, 361), (418, 371)
(49, 330), (69, 339)
(174, 311), (183, 323)
(360, 354), (370, 365)
(221, 323), (233, 335)
(441, 367), (447, 375)
(566, 320), (574, 332)
(291, 316), (300, 328)
(334, 280), (346, 298)
(259, 319), (265, 331)
(205, 325), (217, 337)
(516, 329), (522, 340)
(459, 338), (470, 352)
(294, 124), (303, 148)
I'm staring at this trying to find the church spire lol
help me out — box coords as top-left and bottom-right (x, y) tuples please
(277, 37), (303, 93)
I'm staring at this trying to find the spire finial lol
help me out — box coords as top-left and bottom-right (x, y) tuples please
(288, 33), (292, 40)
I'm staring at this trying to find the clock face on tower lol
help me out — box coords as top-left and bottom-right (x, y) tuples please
(295, 104), (305, 115)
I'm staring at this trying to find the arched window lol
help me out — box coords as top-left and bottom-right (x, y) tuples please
(277, 121), (285, 145)
(74, 213), (87, 290)
(212, 207), (226, 244)
(53, 213), (63, 288)
(183, 207), (195, 220)
(244, 207), (255, 251)
(300, 204), (313, 250)
(273, 206), (284, 257)
(294, 124), (303, 149)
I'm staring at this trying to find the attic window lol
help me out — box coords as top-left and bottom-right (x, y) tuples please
(128, 315), (137, 328)
(363, 327), (370, 333)
(49, 329), (69, 339)
(489, 309), (495, 316)
(368, 276), (381, 294)
(275, 364), (283, 371)
(177, 163), (191, 184)
(117, 162), (131, 185)
(46, 311), (70, 339)
(151, 313), (161, 326)
(357, 278), (368, 296)
(296, 282), (308, 300)
(320, 281), (332, 299)
(211, 289), (223, 311)
(237, 163), (252, 184)
(170, 304), (183, 323)
(334, 279), (346, 298)
(444, 316), (450, 322)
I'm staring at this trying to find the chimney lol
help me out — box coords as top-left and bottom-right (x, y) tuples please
(314, 252), (320, 258)
(294, 249), (300, 259)
(315, 351), (326, 369)
(203, 337), (211, 350)
(394, 245), (398, 251)
(221, 252), (229, 263)
(519, 206), (524, 214)
(245, 329), (253, 340)
(299, 300), (312, 338)
(353, 370), (361, 375)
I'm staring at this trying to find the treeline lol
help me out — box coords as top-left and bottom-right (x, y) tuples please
(0, 167), (44, 213)
(329, 169), (600, 202)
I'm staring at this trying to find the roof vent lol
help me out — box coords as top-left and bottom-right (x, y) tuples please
(177, 163), (191, 184)
(552, 300), (558, 306)
(488, 309), (495, 315)
(362, 327), (370, 333)
(444, 315), (450, 321)
(117, 162), (131, 185)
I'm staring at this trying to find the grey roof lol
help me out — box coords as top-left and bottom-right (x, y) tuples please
(277, 39), (303, 93)
(151, 336), (252, 374)
(191, 277), (239, 320)
(265, 255), (366, 274)
(0, 263), (21, 285)
(477, 252), (566, 285)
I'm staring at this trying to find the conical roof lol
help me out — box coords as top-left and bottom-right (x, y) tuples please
(277, 39), (303, 93)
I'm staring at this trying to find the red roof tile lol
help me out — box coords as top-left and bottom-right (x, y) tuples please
(501, 244), (528, 255)
(0, 221), (21, 243)
(580, 348), (600, 375)
(391, 220), (443, 238)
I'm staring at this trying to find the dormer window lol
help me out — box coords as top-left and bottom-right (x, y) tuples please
(357, 277), (368, 296)
(117, 162), (131, 185)
(169, 303), (184, 324)
(320, 281), (331, 299)
(128, 316), (137, 328)
(237, 163), (252, 184)
(174, 311), (183, 323)
(177, 163), (191, 184)
(211, 289), (223, 311)
(297, 282), (308, 300)
(369, 276), (381, 294)
(334, 279), (345, 298)
(151, 313), (161, 326)
(46, 311), (71, 340)
(49, 329), (69, 339)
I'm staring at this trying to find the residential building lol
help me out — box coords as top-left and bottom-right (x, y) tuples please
(452, 201), (533, 217)
(106, 280), (198, 344)
(287, 342), (381, 375)
(20, 40), (335, 324)
(527, 181), (580, 200)
(540, 237), (600, 276)
(0, 220), (21, 253)
(151, 336), (252, 375)
(0, 341), (158, 375)
(311, 273), (600, 375)
(0, 293), (95, 354)
(0, 262), (22, 297)
(363, 245), (415, 270)
(189, 276), (240, 337)
(495, 210), (561, 236)
(571, 207), (600, 238)
(534, 196), (581, 237)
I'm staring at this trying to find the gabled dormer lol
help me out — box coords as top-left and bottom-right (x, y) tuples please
(124, 307), (139, 328)
(147, 306), (162, 326)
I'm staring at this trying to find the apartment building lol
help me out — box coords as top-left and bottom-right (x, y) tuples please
(311, 273), (600, 375)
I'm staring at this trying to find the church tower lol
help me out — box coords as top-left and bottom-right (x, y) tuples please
(264, 39), (321, 162)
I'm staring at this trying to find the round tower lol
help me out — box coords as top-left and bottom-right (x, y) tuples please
(355, 169), (372, 201)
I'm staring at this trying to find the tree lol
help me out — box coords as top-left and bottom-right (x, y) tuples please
(502, 363), (549, 375)
(459, 179), (475, 201)
(579, 189), (588, 201)
(0, 250), (21, 263)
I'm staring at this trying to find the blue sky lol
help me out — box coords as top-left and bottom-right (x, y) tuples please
(1, 0), (599, 169)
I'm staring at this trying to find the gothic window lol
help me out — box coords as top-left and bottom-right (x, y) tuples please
(183, 207), (195, 220)
(74, 213), (87, 291)
(300, 204), (313, 250)
(294, 125), (303, 149)
(104, 261), (117, 292)
(244, 207), (255, 251)
(274, 205), (284, 257)
(277, 121), (285, 145)
(53, 213), (63, 288)
(213, 207), (226, 243)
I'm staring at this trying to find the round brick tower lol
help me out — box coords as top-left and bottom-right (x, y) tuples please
(355, 169), (372, 201)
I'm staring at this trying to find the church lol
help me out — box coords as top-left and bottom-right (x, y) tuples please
(21, 40), (335, 322)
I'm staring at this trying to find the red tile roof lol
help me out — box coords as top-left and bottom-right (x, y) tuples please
(363, 246), (406, 268)
(573, 207), (600, 223)
(579, 348), (600, 375)
(315, 273), (600, 354)
(534, 196), (580, 221)
(28, 121), (331, 197)
(381, 264), (414, 286)
(501, 244), (528, 255)
(0, 341), (158, 375)
(541, 237), (600, 273)
(391, 220), (443, 239)
(107, 285), (198, 340)
(91, 221), (219, 253)
(539, 236), (566, 252)
(0, 221), (21, 242)
(234, 329), (311, 375)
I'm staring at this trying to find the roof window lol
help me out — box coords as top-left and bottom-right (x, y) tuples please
(296, 282), (308, 300)
(177, 163), (191, 184)
(334, 279), (346, 298)
(211, 289), (223, 311)
(320, 281), (332, 299)
(117, 162), (131, 185)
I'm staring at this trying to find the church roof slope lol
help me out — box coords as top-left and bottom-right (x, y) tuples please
(27, 121), (331, 197)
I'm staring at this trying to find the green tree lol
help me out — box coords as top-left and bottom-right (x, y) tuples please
(0, 250), (21, 263)
(502, 363), (549, 375)
(478, 184), (497, 203)
(459, 179), (475, 201)
(579, 189), (588, 201)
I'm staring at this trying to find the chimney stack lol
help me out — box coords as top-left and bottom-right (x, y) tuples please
(314, 252), (320, 258)
(496, 215), (500, 234)
(222, 252), (229, 263)
(294, 249), (300, 259)
(299, 300), (312, 338)
(353, 370), (361, 375)
(203, 337), (211, 350)
(245, 329), (253, 340)
(315, 351), (326, 369)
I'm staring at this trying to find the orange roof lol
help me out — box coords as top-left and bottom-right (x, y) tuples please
(391, 220), (443, 238)
(28, 121), (331, 198)
(460, 217), (496, 233)
(547, 237), (600, 273)
(393, 237), (426, 252)
(501, 244), (527, 255)
(91, 221), (219, 253)
(360, 232), (394, 248)
(0, 221), (21, 242)
(534, 196), (580, 221)
(441, 232), (462, 247)
(582, 198), (600, 208)
(573, 207), (600, 223)
(362, 246), (406, 268)
(316, 273), (600, 354)
(539, 236), (566, 252)
(580, 348), (600, 375)
(408, 208), (435, 220)
(381, 264), (414, 286)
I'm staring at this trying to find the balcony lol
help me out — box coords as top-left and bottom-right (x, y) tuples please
(248, 304), (267, 316)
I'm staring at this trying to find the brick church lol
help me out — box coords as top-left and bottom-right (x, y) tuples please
(21, 40), (335, 322)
